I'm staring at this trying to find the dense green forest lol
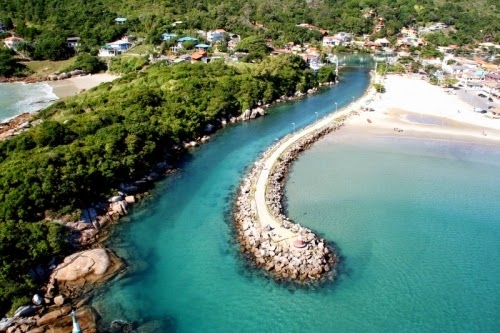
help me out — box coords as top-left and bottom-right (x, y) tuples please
(0, 55), (329, 223)
(0, 0), (498, 73)
(1, 0), (498, 57)
(0, 56), (335, 314)
(0, 48), (27, 77)
(0, 222), (69, 315)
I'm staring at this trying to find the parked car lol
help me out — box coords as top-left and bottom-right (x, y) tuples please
(478, 93), (487, 98)
(488, 97), (494, 102)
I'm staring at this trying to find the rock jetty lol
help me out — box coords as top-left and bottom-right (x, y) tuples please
(234, 110), (363, 285)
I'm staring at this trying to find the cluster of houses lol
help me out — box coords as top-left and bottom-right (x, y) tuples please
(321, 25), (426, 53)
(440, 55), (500, 98)
(1, 15), (499, 96)
(418, 22), (448, 35)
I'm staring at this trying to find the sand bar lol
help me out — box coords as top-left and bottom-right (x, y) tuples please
(345, 75), (500, 145)
(48, 73), (119, 98)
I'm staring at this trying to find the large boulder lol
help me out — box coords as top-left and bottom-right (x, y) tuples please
(204, 123), (214, 133)
(49, 249), (123, 297)
(57, 72), (69, 80)
(109, 195), (123, 203)
(37, 308), (66, 326)
(53, 295), (65, 306)
(250, 107), (265, 119)
(51, 249), (110, 282)
(0, 318), (14, 331)
(240, 109), (251, 120)
(110, 200), (128, 216)
(81, 208), (98, 223)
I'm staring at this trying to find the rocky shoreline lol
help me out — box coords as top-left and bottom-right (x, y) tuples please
(0, 69), (88, 84)
(0, 80), (340, 332)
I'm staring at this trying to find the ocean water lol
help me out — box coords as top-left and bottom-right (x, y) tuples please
(91, 61), (498, 332)
(285, 134), (500, 332)
(0, 82), (57, 121)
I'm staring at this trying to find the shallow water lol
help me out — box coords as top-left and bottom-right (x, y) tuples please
(92, 60), (498, 332)
(285, 134), (500, 332)
(91, 65), (372, 332)
(0, 82), (57, 121)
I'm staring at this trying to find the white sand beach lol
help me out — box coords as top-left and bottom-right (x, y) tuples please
(48, 73), (119, 98)
(345, 75), (500, 145)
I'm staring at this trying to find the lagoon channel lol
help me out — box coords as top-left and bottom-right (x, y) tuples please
(90, 59), (500, 332)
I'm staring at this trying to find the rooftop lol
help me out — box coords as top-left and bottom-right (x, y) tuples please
(178, 36), (198, 42)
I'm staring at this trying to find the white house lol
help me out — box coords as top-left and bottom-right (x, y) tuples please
(161, 33), (177, 41)
(334, 32), (352, 43)
(374, 38), (390, 47)
(207, 29), (226, 42)
(107, 39), (132, 50)
(66, 37), (81, 48)
(4, 37), (24, 51)
(397, 36), (423, 47)
(98, 38), (132, 57)
(322, 36), (342, 47)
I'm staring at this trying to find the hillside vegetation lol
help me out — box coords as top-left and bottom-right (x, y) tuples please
(0, 54), (338, 314)
(0, 55), (330, 223)
(1, 0), (498, 49)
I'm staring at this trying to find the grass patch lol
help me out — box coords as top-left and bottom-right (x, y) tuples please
(126, 44), (155, 55)
(23, 57), (77, 77)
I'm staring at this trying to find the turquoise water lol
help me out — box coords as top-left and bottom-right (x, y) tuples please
(91, 61), (498, 332)
(0, 82), (57, 121)
(285, 134), (500, 332)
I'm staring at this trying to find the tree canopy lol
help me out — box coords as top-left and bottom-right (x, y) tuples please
(0, 55), (318, 223)
(0, 0), (497, 55)
(0, 48), (27, 77)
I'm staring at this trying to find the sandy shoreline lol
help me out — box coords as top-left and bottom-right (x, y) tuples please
(343, 75), (500, 146)
(48, 73), (119, 98)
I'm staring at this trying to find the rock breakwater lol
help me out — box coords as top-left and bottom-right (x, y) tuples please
(234, 108), (362, 285)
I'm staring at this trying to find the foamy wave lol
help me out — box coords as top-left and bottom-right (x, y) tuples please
(0, 82), (58, 121)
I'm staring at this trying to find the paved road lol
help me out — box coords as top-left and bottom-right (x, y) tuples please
(456, 88), (500, 111)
